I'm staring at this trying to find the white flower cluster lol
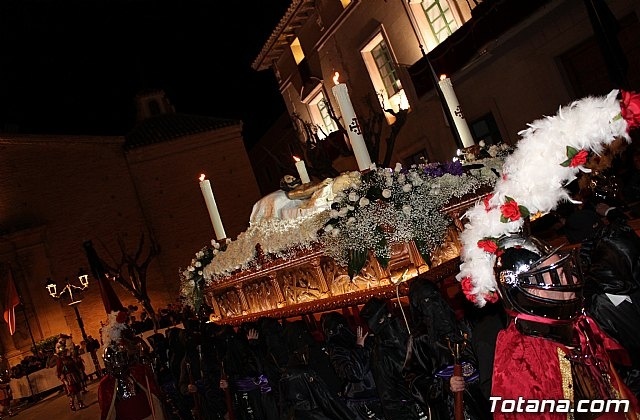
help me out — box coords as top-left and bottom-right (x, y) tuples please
(202, 210), (330, 281)
(178, 242), (224, 308)
(322, 160), (501, 266)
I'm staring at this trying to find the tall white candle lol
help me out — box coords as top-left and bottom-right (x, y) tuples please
(437, 76), (475, 148)
(198, 174), (227, 240)
(293, 156), (311, 184)
(331, 72), (373, 171)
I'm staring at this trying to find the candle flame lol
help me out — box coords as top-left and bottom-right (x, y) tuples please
(199, 174), (206, 182)
(333, 71), (340, 85)
(293, 156), (301, 162)
(439, 74), (448, 81)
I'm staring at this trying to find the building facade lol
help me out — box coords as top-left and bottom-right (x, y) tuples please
(251, 0), (639, 187)
(0, 91), (261, 363)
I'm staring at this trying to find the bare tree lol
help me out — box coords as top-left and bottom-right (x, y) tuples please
(287, 92), (408, 174)
(360, 91), (409, 167)
(290, 112), (342, 179)
(114, 233), (161, 331)
(86, 233), (161, 332)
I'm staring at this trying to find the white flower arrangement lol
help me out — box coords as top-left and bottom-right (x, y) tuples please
(322, 159), (502, 270)
(201, 210), (329, 281)
(178, 152), (509, 309)
(179, 243), (221, 310)
(457, 90), (636, 306)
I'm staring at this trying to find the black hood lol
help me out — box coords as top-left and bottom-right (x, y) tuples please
(360, 297), (390, 334)
(258, 317), (288, 368)
(409, 279), (462, 342)
(283, 320), (314, 366)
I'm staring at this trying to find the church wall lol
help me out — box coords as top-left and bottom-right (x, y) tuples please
(124, 124), (262, 306)
(0, 135), (148, 361)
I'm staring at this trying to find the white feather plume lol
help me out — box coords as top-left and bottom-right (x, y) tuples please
(457, 90), (630, 306)
(101, 310), (129, 346)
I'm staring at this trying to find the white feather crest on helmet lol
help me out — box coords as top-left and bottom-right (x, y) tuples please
(101, 310), (129, 346)
(456, 90), (633, 306)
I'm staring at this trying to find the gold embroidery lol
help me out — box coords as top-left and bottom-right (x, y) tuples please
(558, 347), (574, 420)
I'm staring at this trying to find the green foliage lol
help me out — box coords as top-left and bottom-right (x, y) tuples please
(31, 335), (59, 355)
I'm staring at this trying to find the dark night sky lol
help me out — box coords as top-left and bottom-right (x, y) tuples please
(0, 0), (290, 147)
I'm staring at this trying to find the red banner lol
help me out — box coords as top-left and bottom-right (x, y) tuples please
(3, 268), (20, 335)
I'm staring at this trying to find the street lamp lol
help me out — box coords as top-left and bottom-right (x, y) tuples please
(45, 269), (102, 378)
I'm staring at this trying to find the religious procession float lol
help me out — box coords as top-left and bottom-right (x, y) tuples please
(179, 142), (511, 325)
(179, 87), (640, 326)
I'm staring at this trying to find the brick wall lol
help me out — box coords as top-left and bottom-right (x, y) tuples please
(0, 125), (262, 361)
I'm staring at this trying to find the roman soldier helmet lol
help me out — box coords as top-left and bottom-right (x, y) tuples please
(494, 234), (584, 322)
(103, 341), (131, 378)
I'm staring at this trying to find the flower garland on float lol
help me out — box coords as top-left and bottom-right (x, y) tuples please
(177, 147), (509, 310)
(457, 90), (640, 306)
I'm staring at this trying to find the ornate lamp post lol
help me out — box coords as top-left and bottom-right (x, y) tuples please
(45, 269), (102, 377)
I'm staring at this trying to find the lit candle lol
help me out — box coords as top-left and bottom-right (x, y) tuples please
(198, 174), (226, 240)
(331, 72), (373, 171)
(293, 156), (311, 184)
(438, 75), (475, 148)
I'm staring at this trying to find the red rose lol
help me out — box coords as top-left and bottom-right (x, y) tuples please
(460, 276), (473, 293)
(483, 194), (494, 212)
(621, 90), (640, 131)
(460, 277), (477, 303)
(477, 239), (501, 255)
(569, 149), (589, 167)
(484, 291), (500, 303)
(500, 200), (521, 222)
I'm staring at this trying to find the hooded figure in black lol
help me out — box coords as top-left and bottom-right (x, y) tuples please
(178, 321), (227, 420)
(580, 209), (640, 397)
(359, 298), (428, 420)
(221, 322), (279, 420)
(255, 317), (290, 405)
(403, 279), (491, 420)
(320, 311), (384, 420)
(278, 320), (354, 420)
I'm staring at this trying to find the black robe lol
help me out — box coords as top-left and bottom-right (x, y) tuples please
(367, 316), (427, 419)
(322, 312), (384, 420)
(279, 320), (355, 420)
(583, 218), (640, 397)
(403, 279), (491, 420)
(223, 334), (279, 420)
(403, 329), (490, 420)
(279, 365), (355, 420)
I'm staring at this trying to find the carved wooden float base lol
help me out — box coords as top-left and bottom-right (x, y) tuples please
(204, 188), (489, 325)
(208, 257), (461, 326)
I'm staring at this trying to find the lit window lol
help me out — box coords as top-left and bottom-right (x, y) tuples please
(290, 37), (305, 65)
(308, 91), (338, 139)
(470, 113), (501, 145)
(361, 33), (410, 123)
(421, 1), (458, 43)
(340, 0), (352, 8)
